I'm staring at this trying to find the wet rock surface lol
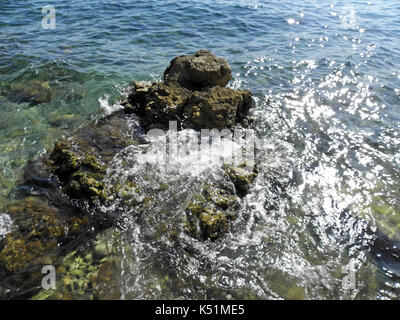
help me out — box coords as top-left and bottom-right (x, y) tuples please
(164, 50), (232, 90)
(121, 49), (254, 130)
(0, 112), (140, 298)
(183, 87), (253, 130)
(10, 80), (52, 106)
(124, 81), (190, 130)
(0, 51), (260, 299)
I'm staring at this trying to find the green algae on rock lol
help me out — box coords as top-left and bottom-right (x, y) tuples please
(1, 51), (259, 299)
(32, 250), (120, 300)
(164, 50), (232, 90)
(185, 182), (240, 241)
(223, 163), (258, 197)
(122, 49), (254, 131)
(0, 197), (90, 272)
(184, 163), (258, 241)
(10, 80), (52, 106)
(123, 81), (190, 130)
(49, 112), (142, 203)
(31, 228), (122, 300)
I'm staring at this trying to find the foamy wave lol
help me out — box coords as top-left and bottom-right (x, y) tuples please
(0, 213), (13, 238)
(99, 94), (124, 116)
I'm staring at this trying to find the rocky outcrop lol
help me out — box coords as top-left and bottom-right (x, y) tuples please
(183, 87), (253, 130)
(120, 50), (258, 240)
(122, 49), (254, 130)
(124, 81), (190, 130)
(49, 113), (143, 203)
(0, 50), (259, 299)
(0, 113), (141, 298)
(164, 50), (232, 90)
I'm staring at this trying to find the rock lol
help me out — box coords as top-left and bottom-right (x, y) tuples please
(124, 81), (190, 129)
(31, 250), (110, 300)
(0, 197), (90, 299)
(31, 235), (121, 300)
(223, 164), (258, 197)
(49, 113), (142, 203)
(164, 49), (232, 90)
(122, 50), (254, 131)
(11, 80), (52, 106)
(1, 51), (259, 299)
(0, 198), (89, 274)
(199, 209), (229, 241)
(123, 82), (253, 131)
(50, 139), (107, 202)
(185, 182), (239, 241)
(65, 171), (107, 202)
(183, 87), (253, 130)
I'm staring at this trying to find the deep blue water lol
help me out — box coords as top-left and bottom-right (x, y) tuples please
(0, 0), (400, 299)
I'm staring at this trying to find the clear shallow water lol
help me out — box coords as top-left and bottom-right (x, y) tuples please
(0, 0), (400, 299)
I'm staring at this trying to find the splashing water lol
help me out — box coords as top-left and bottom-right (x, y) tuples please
(0, 0), (400, 299)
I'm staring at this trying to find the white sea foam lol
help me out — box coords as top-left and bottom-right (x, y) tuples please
(0, 213), (13, 238)
(99, 94), (124, 116)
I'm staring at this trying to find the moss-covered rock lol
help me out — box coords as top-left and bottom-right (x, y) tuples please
(48, 113), (140, 203)
(183, 87), (253, 130)
(223, 164), (258, 197)
(164, 49), (232, 90)
(50, 140), (107, 203)
(10, 80), (52, 106)
(184, 162), (258, 241)
(0, 197), (91, 299)
(185, 182), (239, 241)
(65, 172), (107, 202)
(0, 197), (89, 275)
(199, 209), (229, 241)
(0, 234), (54, 274)
(123, 81), (190, 130)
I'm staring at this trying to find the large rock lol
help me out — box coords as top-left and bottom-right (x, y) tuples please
(124, 81), (190, 129)
(164, 50), (232, 90)
(0, 197), (90, 299)
(122, 50), (254, 130)
(183, 87), (253, 130)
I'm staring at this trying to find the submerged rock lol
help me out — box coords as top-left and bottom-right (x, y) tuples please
(185, 181), (240, 241)
(1, 51), (258, 298)
(164, 49), (232, 90)
(223, 164), (258, 197)
(0, 197), (90, 298)
(49, 112), (142, 203)
(32, 248), (120, 300)
(0, 113), (143, 298)
(10, 80), (52, 106)
(0, 197), (88, 274)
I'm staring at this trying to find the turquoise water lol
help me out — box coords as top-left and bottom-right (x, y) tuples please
(1, 0), (400, 299)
